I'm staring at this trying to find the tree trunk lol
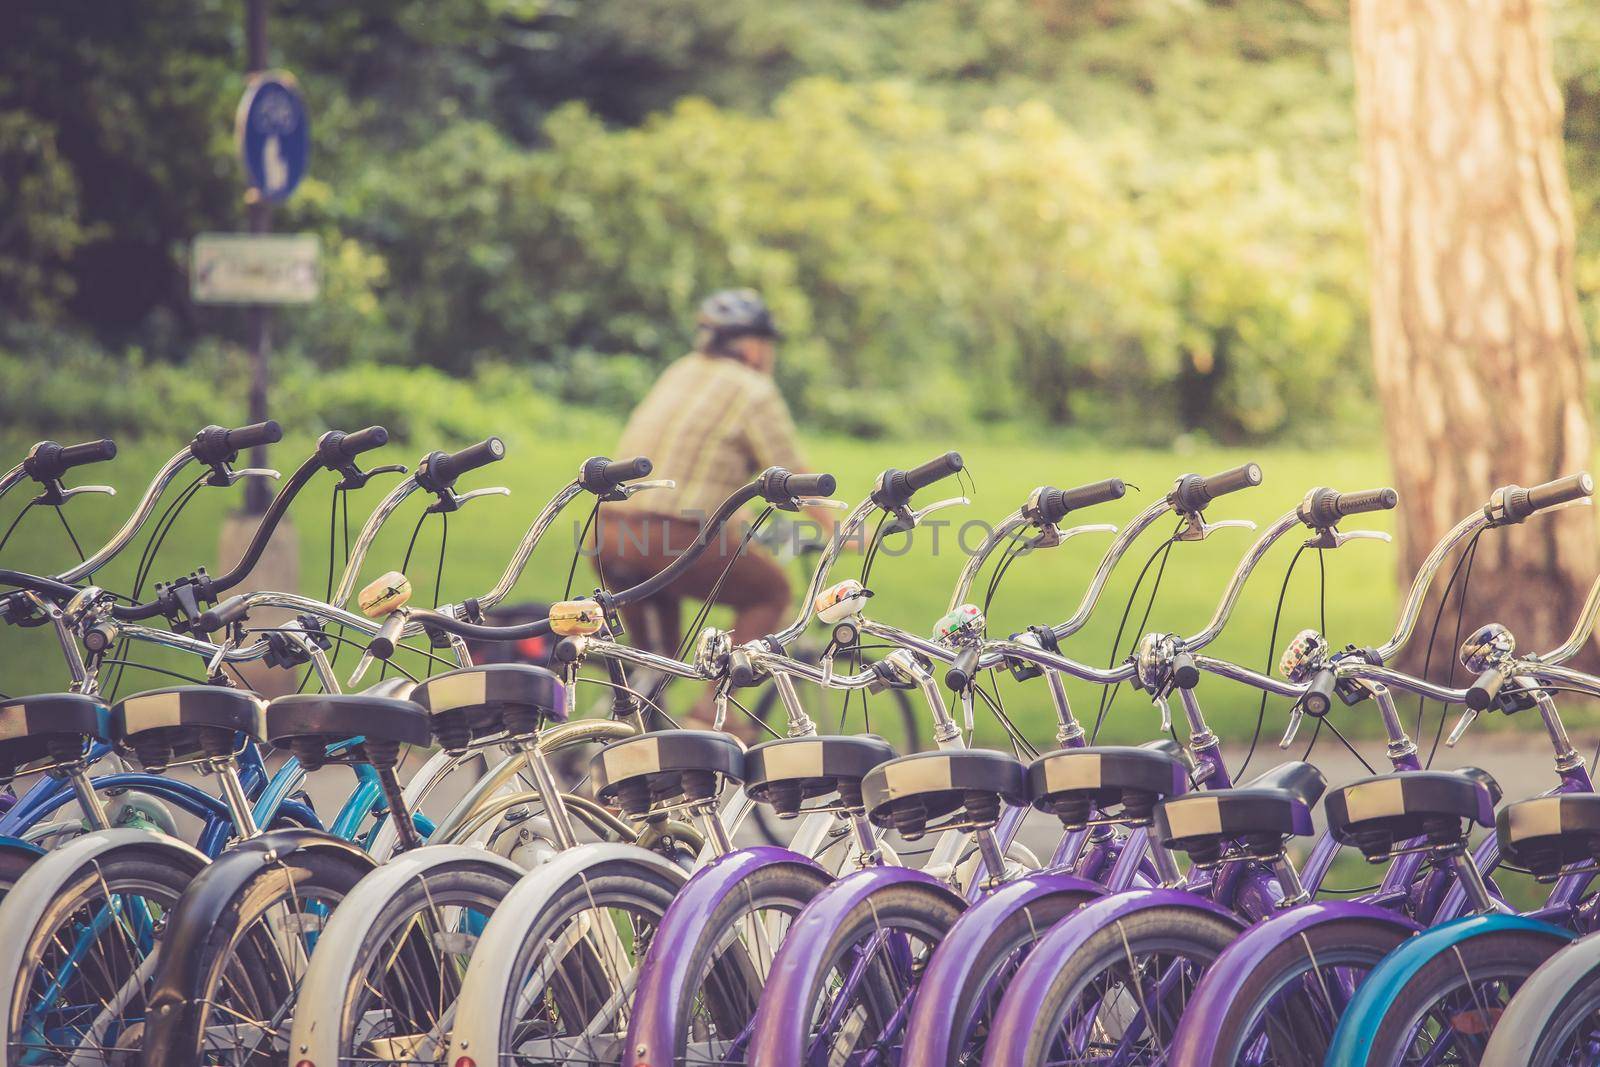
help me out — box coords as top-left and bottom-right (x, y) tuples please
(1351, 0), (1598, 675)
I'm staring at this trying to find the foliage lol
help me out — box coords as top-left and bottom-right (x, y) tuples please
(1, 0), (1595, 445)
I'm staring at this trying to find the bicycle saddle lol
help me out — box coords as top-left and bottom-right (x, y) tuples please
(591, 729), (746, 817)
(1243, 760), (1328, 808)
(0, 693), (113, 781)
(862, 750), (1026, 841)
(265, 692), (433, 771)
(111, 686), (267, 773)
(1324, 767), (1499, 860)
(743, 734), (898, 818)
(1496, 794), (1600, 878)
(1155, 783), (1317, 866)
(408, 663), (566, 754)
(1025, 742), (1191, 829)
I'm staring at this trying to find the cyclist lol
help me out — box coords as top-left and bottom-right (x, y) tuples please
(593, 288), (840, 667)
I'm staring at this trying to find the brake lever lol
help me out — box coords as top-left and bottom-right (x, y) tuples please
(796, 497), (849, 510)
(1304, 529), (1392, 550)
(1540, 498), (1594, 518)
(1174, 514), (1257, 542)
(452, 486), (512, 507)
(1279, 705), (1305, 749)
(618, 478), (676, 499)
(35, 484), (116, 506)
(338, 463), (408, 492)
(218, 467), (282, 487)
(1031, 522), (1117, 550)
(885, 495), (970, 535)
(1152, 693), (1174, 733)
(1445, 706), (1478, 747)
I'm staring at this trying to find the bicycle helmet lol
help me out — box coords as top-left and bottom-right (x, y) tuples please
(696, 288), (780, 351)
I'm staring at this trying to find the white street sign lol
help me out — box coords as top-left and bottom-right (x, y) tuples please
(192, 233), (320, 304)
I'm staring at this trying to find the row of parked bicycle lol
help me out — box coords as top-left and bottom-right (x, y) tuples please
(3, 420), (1600, 1065)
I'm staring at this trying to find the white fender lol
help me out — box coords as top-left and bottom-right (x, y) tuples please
(288, 843), (525, 1065)
(0, 829), (208, 1055)
(447, 842), (686, 1065)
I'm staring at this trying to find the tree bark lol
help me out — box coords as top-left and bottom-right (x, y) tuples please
(1351, 0), (1598, 673)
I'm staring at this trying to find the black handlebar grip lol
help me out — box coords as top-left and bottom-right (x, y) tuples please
(1037, 478), (1127, 524)
(423, 436), (506, 490)
(603, 456), (652, 484)
(56, 439), (118, 471)
(226, 420), (283, 452)
(1527, 472), (1595, 513)
(1334, 486), (1397, 518)
(338, 425), (389, 458)
(944, 644), (982, 692)
(729, 650), (760, 689)
(1171, 462), (1263, 513)
(782, 472), (837, 499)
(190, 421), (282, 464)
(195, 595), (250, 635)
(1301, 486), (1398, 528)
(578, 455), (653, 495)
(872, 451), (964, 510)
(1465, 666), (1509, 712)
(1302, 667), (1338, 717)
(1171, 651), (1200, 690)
(1203, 462), (1263, 500)
(369, 612), (409, 661)
(905, 451), (964, 493)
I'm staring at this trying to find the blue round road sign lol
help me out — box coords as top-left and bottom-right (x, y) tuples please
(236, 71), (309, 203)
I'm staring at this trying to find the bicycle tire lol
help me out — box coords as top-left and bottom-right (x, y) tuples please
(0, 833), (208, 1065)
(1361, 926), (1572, 1065)
(446, 844), (688, 1066)
(749, 874), (965, 1066)
(1011, 903), (1241, 1066)
(647, 857), (835, 1066)
(1188, 915), (1414, 1066)
(287, 846), (524, 1067)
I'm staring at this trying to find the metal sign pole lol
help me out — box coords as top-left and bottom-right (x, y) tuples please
(244, 0), (272, 516)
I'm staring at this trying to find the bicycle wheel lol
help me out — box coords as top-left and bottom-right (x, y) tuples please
(1357, 923), (1573, 1065)
(1481, 939), (1600, 1066)
(749, 870), (965, 1066)
(903, 875), (1102, 1066)
(141, 834), (380, 1065)
(0, 833), (207, 1065)
(631, 852), (835, 1066)
(1181, 914), (1413, 1066)
(446, 845), (687, 1067)
(289, 847), (524, 1067)
(1001, 899), (1242, 1066)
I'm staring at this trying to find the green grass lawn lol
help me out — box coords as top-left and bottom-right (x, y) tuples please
(1, 420), (1414, 756)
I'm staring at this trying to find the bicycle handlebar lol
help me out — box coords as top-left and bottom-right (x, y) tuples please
(1298, 486), (1398, 529)
(27, 439), (118, 480)
(190, 421), (282, 466)
(871, 451), (963, 511)
(1169, 462), (1262, 513)
(578, 455), (653, 496)
(416, 437), (505, 493)
(1033, 478), (1126, 525)
(1494, 472), (1595, 524)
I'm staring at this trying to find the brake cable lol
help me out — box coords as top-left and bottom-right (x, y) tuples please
(1237, 543), (1312, 781)
(1089, 522), (1183, 744)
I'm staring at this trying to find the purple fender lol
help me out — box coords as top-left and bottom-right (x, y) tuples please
(982, 888), (1247, 1067)
(902, 872), (1105, 1066)
(750, 864), (964, 1067)
(627, 846), (826, 1066)
(1167, 900), (1421, 1066)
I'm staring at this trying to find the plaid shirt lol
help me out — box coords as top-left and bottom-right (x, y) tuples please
(613, 352), (805, 519)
